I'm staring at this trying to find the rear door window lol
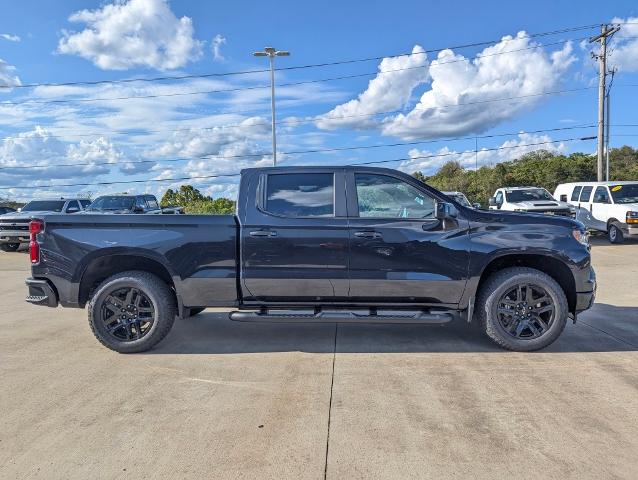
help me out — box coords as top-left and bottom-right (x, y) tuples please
(66, 200), (80, 212)
(570, 186), (582, 201)
(579, 186), (593, 202)
(265, 173), (334, 217)
(146, 196), (159, 209)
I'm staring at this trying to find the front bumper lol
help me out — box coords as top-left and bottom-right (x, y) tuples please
(0, 232), (30, 243)
(25, 278), (58, 307)
(575, 266), (596, 313)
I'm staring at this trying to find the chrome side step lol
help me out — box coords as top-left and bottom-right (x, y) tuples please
(229, 309), (454, 324)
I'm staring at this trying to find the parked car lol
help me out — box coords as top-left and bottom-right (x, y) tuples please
(0, 198), (89, 252)
(554, 181), (638, 244)
(83, 194), (183, 214)
(488, 186), (576, 217)
(0, 206), (17, 215)
(25, 166), (595, 353)
(442, 191), (481, 209)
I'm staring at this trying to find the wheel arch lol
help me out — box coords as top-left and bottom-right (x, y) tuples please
(476, 254), (576, 313)
(79, 253), (177, 307)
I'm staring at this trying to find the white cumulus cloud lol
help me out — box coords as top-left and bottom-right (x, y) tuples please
(58, 0), (203, 70)
(316, 45), (429, 130)
(318, 33), (575, 140)
(212, 34), (226, 61)
(0, 58), (21, 89)
(399, 133), (567, 174)
(609, 17), (638, 72)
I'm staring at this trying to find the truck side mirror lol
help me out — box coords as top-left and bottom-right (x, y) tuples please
(488, 197), (497, 207)
(435, 201), (457, 220)
(559, 194), (567, 202)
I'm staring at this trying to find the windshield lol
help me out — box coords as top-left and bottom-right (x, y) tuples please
(448, 193), (471, 207)
(22, 200), (66, 212)
(87, 196), (135, 211)
(505, 189), (554, 202)
(609, 184), (638, 204)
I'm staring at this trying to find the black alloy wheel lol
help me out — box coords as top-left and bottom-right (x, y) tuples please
(496, 283), (555, 340)
(100, 286), (155, 342)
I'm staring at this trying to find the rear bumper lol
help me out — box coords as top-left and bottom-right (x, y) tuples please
(25, 278), (58, 308)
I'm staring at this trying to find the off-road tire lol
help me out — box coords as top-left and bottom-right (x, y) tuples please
(88, 271), (176, 353)
(0, 243), (20, 252)
(476, 267), (568, 351)
(608, 223), (624, 244)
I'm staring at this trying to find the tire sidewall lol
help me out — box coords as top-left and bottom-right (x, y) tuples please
(89, 274), (172, 353)
(482, 271), (568, 351)
(609, 224), (623, 244)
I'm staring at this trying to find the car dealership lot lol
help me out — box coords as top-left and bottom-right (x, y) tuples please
(1, 238), (637, 480)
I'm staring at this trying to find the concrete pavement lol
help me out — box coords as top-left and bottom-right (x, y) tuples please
(1, 238), (637, 479)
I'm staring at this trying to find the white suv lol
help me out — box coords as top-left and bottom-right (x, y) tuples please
(554, 181), (638, 244)
(488, 186), (576, 218)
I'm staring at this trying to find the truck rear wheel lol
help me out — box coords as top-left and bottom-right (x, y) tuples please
(88, 271), (176, 353)
(0, 243), (20, 252)
(476, 267), (568, 351)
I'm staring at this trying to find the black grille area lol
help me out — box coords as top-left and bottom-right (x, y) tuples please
(0, 221), (29, 231)
(534, 209), (572, 217)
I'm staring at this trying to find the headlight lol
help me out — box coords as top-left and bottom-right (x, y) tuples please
(627, 211), (638, 224)
(572, 228), (589, 246)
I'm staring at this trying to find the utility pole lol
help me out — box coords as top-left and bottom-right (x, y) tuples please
(605, 67), (616, 181)
(253, 47), (290, 166)
(589, 24), (619, 181)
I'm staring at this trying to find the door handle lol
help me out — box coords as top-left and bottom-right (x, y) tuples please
(354, 231), (382, 239)
(249, 229), (277, 237)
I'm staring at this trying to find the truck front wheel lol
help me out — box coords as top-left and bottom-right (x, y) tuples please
(476, 267), (568, 351)
(88, 271), (176, 353)
(608, 223), (624, 244)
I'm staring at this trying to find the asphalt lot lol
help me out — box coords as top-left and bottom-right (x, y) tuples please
(1, 237), (637, 479)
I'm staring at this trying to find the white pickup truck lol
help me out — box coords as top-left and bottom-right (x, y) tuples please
(488, 186), (576, 218)
(554, 181), (638, 243)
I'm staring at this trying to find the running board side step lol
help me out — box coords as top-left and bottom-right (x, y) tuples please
(229, 310), (454, 324)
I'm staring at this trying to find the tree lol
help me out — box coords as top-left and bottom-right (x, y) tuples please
(160, 184), (236, 215)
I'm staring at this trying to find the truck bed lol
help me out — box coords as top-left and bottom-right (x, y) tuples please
(32, 214), (239, 309)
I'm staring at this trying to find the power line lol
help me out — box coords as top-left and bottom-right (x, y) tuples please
(0, 36), (593, 106)
(0, 124), (598, 171)
(1, 24), (599, 90)
(2, 135), (596, 190)
(0, 85), (599, 142)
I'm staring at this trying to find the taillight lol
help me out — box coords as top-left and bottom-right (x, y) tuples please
(29, 219), (44, 264)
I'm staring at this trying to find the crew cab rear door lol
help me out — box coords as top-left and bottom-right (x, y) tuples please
(345, 170), (468, 306)
(240, 169), (349, 302)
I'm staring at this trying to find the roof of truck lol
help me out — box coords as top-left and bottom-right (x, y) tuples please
(556, 181), (638, 187)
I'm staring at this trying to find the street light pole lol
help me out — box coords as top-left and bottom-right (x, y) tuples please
(253, 47), (290, 166)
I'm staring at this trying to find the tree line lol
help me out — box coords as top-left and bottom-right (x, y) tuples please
(413, 146), (638, 206)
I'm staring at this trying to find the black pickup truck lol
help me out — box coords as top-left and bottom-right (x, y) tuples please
(25, 166), (596, 353)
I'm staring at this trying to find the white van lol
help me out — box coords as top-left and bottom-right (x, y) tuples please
(554, 181), (638, 243)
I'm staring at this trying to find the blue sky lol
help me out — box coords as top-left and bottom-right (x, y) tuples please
(1, 0), (637, 200)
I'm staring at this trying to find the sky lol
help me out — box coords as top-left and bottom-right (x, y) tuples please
(1, 0), (638, 201)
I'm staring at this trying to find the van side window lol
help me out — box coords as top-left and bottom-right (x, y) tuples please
(593, 186), (610, 204)
(579, 186), (593, 202)
(495, 191), (503, 205)
(570, 186), (582, 201)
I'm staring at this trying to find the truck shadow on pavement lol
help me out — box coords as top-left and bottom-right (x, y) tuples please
(149, 303), (638, 355)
